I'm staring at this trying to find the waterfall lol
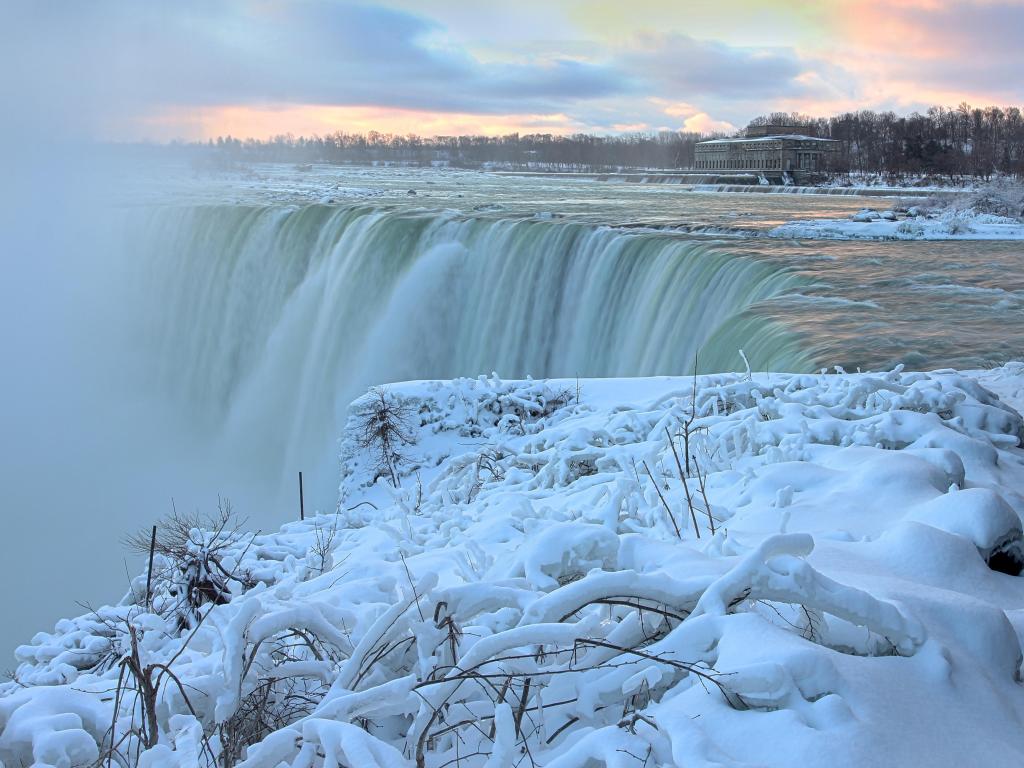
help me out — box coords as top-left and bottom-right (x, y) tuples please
(117, 204), (815, 511)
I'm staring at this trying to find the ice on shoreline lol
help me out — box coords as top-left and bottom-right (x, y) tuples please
(771, 208), (1024, 240)
(771, 183), (1024, 241)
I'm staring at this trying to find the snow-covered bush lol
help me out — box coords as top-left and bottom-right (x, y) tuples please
(339, 375), (577, 496)
(934, 179), (1024, 221)
(897, 219), (925, 237)
(125, 503), (256, 631)
(942, 212), (975, 235)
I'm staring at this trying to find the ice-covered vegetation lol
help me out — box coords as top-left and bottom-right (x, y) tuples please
(3, 365), (1024, 767)
(940, 179), (1024, 219)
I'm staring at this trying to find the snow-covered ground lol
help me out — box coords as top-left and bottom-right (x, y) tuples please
(771, 182), (1024, 240)
(3, 364), (1024, 767)
(815, 172), (980, 192)
(771, 208), (1024, 240)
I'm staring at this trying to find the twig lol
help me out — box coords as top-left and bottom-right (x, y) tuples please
(545, 716), (579, 745)
(559, 597), (688, 624)
(665, 428), (701, 539)
(641, 461), (681, 539)
(346, 501), (379, 512)
(513, 677), (531, 737)
(400, 554), (426, 622)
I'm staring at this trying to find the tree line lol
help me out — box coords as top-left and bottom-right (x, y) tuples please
(195, 130), (704, 171)
(190, 102), (1024, 179)
(751, 105), (1024, 179)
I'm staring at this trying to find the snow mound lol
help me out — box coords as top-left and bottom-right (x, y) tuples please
(771, 182), (1024, 241)
(4, 366), (1024, 767)
(771, 208), (1024, 240)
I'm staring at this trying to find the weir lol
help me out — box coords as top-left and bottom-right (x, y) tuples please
(119, 204), (816, 509)
(491, 171), (954, 197)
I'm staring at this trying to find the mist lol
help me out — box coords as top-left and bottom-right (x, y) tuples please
(0, 4), (238, 667)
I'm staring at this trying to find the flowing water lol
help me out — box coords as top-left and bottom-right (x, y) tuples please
(109, 164), (1023, 513)
(3, 161), (1022, 663)
(120, 204), (812, 513)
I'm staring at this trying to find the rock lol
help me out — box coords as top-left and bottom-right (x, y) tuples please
(851, 209), (880, 222)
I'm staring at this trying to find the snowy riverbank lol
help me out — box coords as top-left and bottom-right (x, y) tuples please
(771, 208), (1024, 240)
(771, 182), (1024, 240)
(3, 365), (1024, 767)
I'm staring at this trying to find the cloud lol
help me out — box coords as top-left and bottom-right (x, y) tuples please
(621, 32), (855, 101)
(643, 100), (736, 134)
(835, 0), (1024, 104)
(6, 0), (1021, 141)
(681, 113), (737, 134)
(2, 0), (631, 138)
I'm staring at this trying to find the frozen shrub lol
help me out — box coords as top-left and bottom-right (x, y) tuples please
(125, 502), (255, 630)
(938, 179), (1024, 221)
(897, 220), (924, 237)
(943, 213), (974, 235)
(963, 181), (1024, 219)
(351, 386), (417, 487)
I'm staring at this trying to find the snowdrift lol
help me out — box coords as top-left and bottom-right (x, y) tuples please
(769, 209), (1024, 241)
(3, 365), (1024, 767)
(770, 184), (1024, 240)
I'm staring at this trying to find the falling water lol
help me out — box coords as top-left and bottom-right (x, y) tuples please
(117, 203), (815, 511)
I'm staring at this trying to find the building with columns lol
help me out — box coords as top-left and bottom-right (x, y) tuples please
(694, 125), (841, 177)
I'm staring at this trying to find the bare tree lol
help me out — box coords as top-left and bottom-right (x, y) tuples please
(353, 387), (417, 487)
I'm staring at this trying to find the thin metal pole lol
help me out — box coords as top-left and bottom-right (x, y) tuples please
(145, 525), (157, 610)
(299, 471), (305, 521)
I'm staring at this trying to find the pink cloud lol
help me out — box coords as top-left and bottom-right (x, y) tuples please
(682, 113), (737, 134)
(129, 104), (584, 142)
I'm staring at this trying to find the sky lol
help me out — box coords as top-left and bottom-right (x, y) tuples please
(5, 0), (1024, 141)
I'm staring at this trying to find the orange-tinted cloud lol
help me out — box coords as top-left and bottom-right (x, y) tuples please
(682, 113), (737, 134)
(129, 104), (583, 143)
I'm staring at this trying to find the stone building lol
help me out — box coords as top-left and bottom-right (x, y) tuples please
(694, 125), (840, 176)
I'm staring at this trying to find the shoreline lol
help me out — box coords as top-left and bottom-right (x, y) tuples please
(489, 170), (968, 198)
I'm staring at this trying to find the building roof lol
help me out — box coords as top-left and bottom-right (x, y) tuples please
(696, 135), (839, 145)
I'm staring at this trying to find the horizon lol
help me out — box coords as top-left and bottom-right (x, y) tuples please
(109, 101), (1024, 147)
